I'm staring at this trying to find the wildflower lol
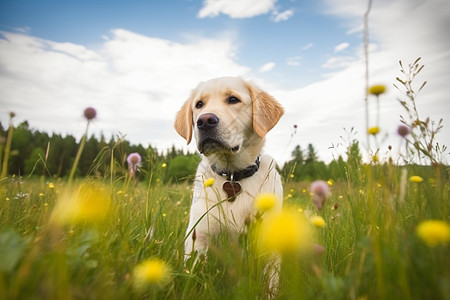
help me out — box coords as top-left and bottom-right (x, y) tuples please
(83, 107), (97, 121)
(397, 125), (410, 137)
(48, 182), (55, 189)
(255, 193), (278, 212)
(310, 180), (330, 210)
(204, 178), (215, 187)
(127, 153), (142, 167)
(368, 126), (380, 135)
(313, 244), (325, 256)
(51, 181), (112, 225)
(311, 216), (326, 228)
(416, 220), (450, 247)
(372, 154), (379, 163)
(259, 209), (313, 255)
(289, 174), (294, 179)
(161, 163), (167, 168)
(368, 84), (386, 96)
(39, 193), (44, 197)
(410, 175), (423, 183)
(133, 259), (171, 290)
(127, 152), (142, 178)
(327, 179), (334, 186)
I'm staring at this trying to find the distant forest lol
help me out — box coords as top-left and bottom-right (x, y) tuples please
(0, 119), (407, 183)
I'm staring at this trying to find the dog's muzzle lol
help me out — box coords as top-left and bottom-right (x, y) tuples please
(196, 113), (223, 154)
(196, 113), (241, 155)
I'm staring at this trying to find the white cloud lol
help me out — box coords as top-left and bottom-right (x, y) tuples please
(287, 56), (302, 66)
(321, 56), (355, 69)
(334, 42), (349, 53)
(0, 29), (249, 151)
(198, 0), (277, 19)
(259, 62), (276, 73)
(271, 9), (294, 22)
(301, 42), (313, 50)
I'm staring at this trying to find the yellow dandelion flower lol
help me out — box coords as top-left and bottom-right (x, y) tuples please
(416, 220), (450, 247)
(161, 163), (167, 168)
(255, 193), (278, 212)
(289, 189), (294, 193)
(48, 182), (55, 189)
(289, 174), (294, 178)
(410, 175), (423, 183)
(327, 179), (334, 186)
(204, 178), (215, 187)
(133, 259), (170, 290)
(368, 84), (386, 96)
(368, 126), (380, 135)
(311, 215), (326, 228)
(5, 197), (10, 201)
(51, 181), (112, 225)
(39, 193), (44, 197)
(259, 209), (313, 255)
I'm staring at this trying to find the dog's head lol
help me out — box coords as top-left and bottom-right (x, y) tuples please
(174, 77), (284, 157)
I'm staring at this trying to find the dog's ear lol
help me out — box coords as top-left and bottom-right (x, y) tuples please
(246, 81), (284, 138)
(174, 92), (194, 144)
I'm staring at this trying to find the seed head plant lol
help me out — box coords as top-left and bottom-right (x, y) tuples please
(394, 58), (448, 164)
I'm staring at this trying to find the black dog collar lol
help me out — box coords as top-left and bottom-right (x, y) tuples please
(211, 155), (261, 182)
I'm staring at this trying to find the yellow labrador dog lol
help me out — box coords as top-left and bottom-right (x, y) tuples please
(174, 76), (284, 261)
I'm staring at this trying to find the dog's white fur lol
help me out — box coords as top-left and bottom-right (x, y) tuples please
(174, 77), (284, 258)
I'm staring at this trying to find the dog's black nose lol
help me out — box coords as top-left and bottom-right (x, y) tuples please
(197, 113), (219, 130)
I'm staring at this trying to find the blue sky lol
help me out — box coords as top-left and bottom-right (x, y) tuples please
(1, 0), (449, 164)
(1, 0), (353, 88)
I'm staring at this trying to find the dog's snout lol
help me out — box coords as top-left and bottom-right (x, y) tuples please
(197, 113), (219, 130)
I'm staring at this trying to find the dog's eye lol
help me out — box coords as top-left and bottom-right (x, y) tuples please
(195, 100), (204, 109)
(227, 96), (241, 104)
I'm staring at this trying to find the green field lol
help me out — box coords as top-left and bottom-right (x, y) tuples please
(0, 160), (449, 299)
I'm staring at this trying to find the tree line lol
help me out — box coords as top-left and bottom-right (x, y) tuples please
(0, 120), (367, 183)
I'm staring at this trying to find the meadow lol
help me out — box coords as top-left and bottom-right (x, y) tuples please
(1, 58), (449, 299)
(0, 153), (449, 299)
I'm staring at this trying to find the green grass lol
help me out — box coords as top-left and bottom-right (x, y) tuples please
(0, 162), (449, 300)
